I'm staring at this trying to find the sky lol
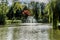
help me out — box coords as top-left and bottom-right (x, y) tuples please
(20, 0), (50, 3)
(0, 0), (50, 6)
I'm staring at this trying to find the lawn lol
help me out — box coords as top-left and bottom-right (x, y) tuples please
(53, 29), (60, 40)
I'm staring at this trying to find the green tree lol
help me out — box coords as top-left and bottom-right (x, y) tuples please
(44, 2), (53, 23)
(15, 8), (22, 20)
(51, 0), (60, 29)
(6, 2), (22, 20)
(6, 6), (14, 20)
(0, 3), (9, 25)
(30, 2), (40, 22)
(34, 2), (40, 20)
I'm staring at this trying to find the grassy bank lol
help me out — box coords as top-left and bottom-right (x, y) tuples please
(53, 29), (60, 40)
(5, 20), (22, 25)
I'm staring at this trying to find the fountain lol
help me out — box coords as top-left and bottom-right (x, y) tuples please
(25, 16), (37, 23)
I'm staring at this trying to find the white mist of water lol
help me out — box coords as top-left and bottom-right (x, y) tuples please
(26, 16), (37, 23)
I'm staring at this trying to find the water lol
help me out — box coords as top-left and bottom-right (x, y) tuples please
(7, 27), (14, 40)
(26, 16), (37, 23)
(0, 16), (52, 40)
(0, 23), (52, 40)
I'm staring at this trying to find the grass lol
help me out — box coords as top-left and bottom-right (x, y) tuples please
(53, 29), (60, 40)
(5, 20), (22, 25)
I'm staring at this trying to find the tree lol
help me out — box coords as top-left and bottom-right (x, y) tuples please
(30, 1), (35, 15)
(0, 3), (9, 25)
(30, 2), (40, 21)
(6, 6), (14, 20)
(40, 2), (45, 16)
(15, 8), (22, 20)
(13, 2), (22, 20)
(22, 6), (29, 19)
(34, 2), (39, 20)
(56, 1), (60, 22)
(51, 0), (60, 29)
(44, 2), (53, 23)
(6, 2), (22, 20)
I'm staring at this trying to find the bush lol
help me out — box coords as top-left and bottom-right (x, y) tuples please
(0, 14), (6, 25)
(6, 7), (14, 20)
(15, 9), (22, 20)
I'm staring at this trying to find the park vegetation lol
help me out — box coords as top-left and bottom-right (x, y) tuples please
(0, 0), (60, 30)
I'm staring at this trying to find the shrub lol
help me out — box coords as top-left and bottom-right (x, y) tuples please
(0, 14), (5, 25)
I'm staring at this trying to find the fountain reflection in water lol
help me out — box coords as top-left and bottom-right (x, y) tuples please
(7, 27), (14, 40)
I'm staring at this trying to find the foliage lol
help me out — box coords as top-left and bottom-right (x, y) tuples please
(30, 2), (40, 21)
(13, 2), (22, 13)
(0, 4), (9, 14)
(50, 0), (60, 29)
(15, 8), (22, 20)
(6, 2), (23, 20)
(6, 7), (14, 20)
(0, 14), (5, 25)
(0, 3), (9, 25)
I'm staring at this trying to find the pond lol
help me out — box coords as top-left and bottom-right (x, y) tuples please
(0, 23), (52, 40)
